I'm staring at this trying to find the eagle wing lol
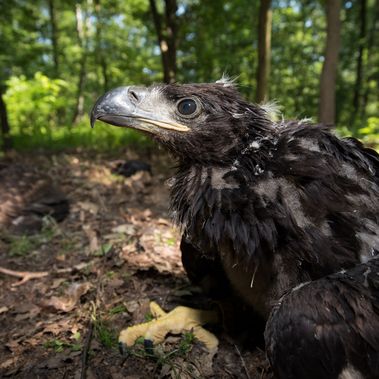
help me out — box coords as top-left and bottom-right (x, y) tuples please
(265, 258), (379, 379)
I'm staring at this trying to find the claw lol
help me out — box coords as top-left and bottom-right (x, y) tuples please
(144, 339), (154, 355)
(119, 341), (129, 356)
(118, 301), (219, 352)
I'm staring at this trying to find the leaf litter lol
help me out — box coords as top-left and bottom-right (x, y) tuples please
(0, 151), (272, 378)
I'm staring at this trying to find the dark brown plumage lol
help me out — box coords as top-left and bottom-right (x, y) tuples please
(265, 258), (379, 379)
(91, 80), (379, 378)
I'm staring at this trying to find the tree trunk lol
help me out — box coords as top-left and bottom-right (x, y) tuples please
(294, 4), (308, 114)
(149, 0), (177, 83)
(48, 0), (59, 77)
(94, 0), (109, 92)
(0, 86), (12, 151)
(256, 0), (272, 103)
(319, 0), (342, 126)
(361, 0), (379, 120)
(351, 0), (367, 124)
(72, 3), (88, 125)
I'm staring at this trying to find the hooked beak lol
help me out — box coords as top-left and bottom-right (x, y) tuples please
(90, 86), (190, 133)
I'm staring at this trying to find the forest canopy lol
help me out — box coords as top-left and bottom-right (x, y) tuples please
(0, 0), (378, 151)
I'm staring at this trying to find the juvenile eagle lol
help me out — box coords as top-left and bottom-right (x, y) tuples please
(91, 81), (379, 378)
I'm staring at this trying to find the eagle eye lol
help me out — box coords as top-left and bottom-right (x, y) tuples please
(176, 98), (200, 117)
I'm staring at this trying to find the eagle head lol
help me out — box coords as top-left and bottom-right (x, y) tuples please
(91, 82), (274, 163)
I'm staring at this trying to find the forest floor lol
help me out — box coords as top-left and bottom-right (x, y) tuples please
(0, 150), (272, 379)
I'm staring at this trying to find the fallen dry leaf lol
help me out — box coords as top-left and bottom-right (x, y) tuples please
(83, 225), (100, 254)
(111, 223), (136, 235)
(41, 318), (71, 336)
(0, 357), (18, 370)
(50, 278), (67, 289)
(0, 305), (9, 314)
(124, 300), (139, 313)
(5, 339), (22, 353)
(44, 282), (92, 312)
(77, 201), (99, 214)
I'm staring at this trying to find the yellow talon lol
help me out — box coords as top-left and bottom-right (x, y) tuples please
(149, 301), (167, 318)
(119, 301), (219, 352)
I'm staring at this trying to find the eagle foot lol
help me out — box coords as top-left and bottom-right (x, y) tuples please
(118, 301), (219, 354)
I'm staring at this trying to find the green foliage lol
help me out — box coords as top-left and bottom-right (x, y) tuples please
(109, 304), (128, 315)
(91, 302), (119, 349)
(178, 332), (195, 355)
(144, 312), (154, 322)
(9, 235), (36, 257)
(92, 242), (115, 257)
(44, 332), (82, 353)
(10, 116), (152, 152)
(358, 117), (379, 147)
(43, 339), (67, 353)
(126, 331), (196, 377)
(5, 72), (72, 136)
(94, 319), (118, 349)
(7, 218), (57, 257)
(179, 0), (258, 88)
(0, 0), (378, 150)
(271, 1), (325, 119)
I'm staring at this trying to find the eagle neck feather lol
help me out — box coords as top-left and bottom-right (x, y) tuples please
(169, 145), (276, 262)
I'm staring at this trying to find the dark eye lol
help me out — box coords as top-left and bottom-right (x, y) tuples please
(177, 98), (199, 116)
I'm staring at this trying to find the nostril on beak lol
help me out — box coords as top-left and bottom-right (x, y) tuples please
(128, 89), (140, 104)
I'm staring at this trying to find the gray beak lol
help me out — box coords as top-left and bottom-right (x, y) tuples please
(90, 86), (190, 133)
(91, 86), (143, 128)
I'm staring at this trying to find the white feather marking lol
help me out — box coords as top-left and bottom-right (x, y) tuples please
(338, 364), (364, 379)
(216, 74), (239, 87)
(260, 101), (281, 121)
(291, 281), (310, 292)
(299, 117), (313, 124)
(231, 159), (240, 171)
(211, 167), (239, 190)
(363, 267), (371, 288)
(250, 265), (258, 288)
(232, 112), (245, 119)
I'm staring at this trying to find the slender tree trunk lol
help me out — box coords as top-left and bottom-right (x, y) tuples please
(319, 0), (342, 126)
(256, 0), (272, 103)
(294, 4), (308, 114)
(48, 0), (59, 76)
(72, 3), (88, 125)
(149, 0), (177, 83)
(361, 0), (379, 119)
(94, 0), (109, 92)
(0, 86), (12, 151)
(351, 0), (367, 124)
(48, 0), (64, 125)
(164, 0), (177, 82)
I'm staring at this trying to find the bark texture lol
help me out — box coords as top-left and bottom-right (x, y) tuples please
(256, 0), (272, 103)
(319, 0), (342, 126)
(149, 0), (177, 83)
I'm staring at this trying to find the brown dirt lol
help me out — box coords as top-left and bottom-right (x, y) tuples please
(0, 150), (272, 379)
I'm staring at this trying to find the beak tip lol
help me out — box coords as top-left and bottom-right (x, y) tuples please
(90, 110), (97, 128)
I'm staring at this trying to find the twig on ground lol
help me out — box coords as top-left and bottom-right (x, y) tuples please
(235, 344), (251, 379)
(80, 320), (94, 379)
(0, 266), (49, 286)
(0, 261), (93, 286)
